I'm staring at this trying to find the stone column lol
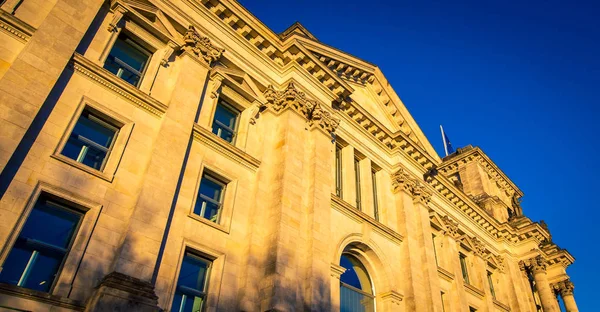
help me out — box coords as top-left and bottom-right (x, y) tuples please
(85, 27), (223, 312)
(391, 169), (433, 311)
(556, 279), (578, 312)
(0, 0), (104, 174)
(520, 256), (557, 312)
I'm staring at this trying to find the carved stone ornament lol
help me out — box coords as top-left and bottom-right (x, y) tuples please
(108, 4), (127, 32)
(182, 25), (224, 65)
(263, 82), (340, 135)
(391, 168), (415, 193)
(412, 182), (432, 205)
(471, 237), (487, 258)
(519, 255), (547, 274)
(441, 215), (460, 239)
(494, 254), (505, 273)
(554, 279), (575, 297)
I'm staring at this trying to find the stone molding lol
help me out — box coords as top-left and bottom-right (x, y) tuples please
(71, 53), (167, 116)
(330, 263), (346, 279)
(519, 255), (547, 274)
(437, 266), (455, 282)
(441, 215), (460, 239)
(493, 299), (511, 312)
(380, 290), (404, 305)
(553, 279), (575, 296)
(471, 237), (488, 258)
(182, 25), (225, 65)
(464, 282), (485, 299)
(487, 254), (506, 273)
(263, 82), (340, 136)
(0, 283), (85, 311)
(391, 168), (432, 204)
(192, 124), (260, 171)
(0, 9), (35, 42)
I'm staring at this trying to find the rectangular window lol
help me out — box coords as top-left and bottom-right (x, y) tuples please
(459, 253), (470, 284)
(354, 158), (361, 209)
(440, 291), (446, 312)
(211, 100), (239, 143)
(335, 144), (343, 197)
(487, 271), (496, 299)
(61, 109), (119, 171)
(171, 252), (212, 312)
(0, 195), (82, 292)
(104, 34), (151, 87)
(432, 234), (438, 266)
(371, 169), (379, 220)
(194, 172), (226, 223)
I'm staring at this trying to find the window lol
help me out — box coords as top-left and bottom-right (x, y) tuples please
(339, 254), (375, 312)
(335, 144), (343, 197)
(61, 109), (119, 171)
(194, 172), (226, 223)
(432, 234), (438, 266)
(354, 158), (361, 209)
(371, 169), (379, 220)
(487, 271), (496, 299)
(104, 34), (151, 87)
(469, 307), (477, 312)
(171, 252), (211, 312)
(211, 101), (239, 143)
(440, 291), (446, 312)
(0, 195), (82, 292)
(459, 253), (470, 284)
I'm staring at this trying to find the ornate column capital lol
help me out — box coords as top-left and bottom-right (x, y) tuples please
(519, 255), (547, 274)
(441, 215), (460, 239)
(554, 279), (574, 297)
(107, 3), (128, 32)
(411, 182), (432, 205)
(263, 82), (340, 136)
(391, 168), (415, 194)
(182, 25), (224, 66)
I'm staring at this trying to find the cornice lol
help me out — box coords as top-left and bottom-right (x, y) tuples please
(493, 299), (510, 312)
(0, 10), (35, 42)
(437, 266), (455, 282)
(192, 124), (260, 171)
(464, 283), (485, 299)
(71, 53), (167, 116)
(0, 283), (84, 311)
(331, 195), (403, 245)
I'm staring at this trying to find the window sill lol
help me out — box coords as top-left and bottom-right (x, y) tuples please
(187, 213), (230, 235)
(493, 299), (510, 311)
(0, 283), (85, 311)
(51, 154), (114, 182)
(331, 194), (403, 245)
(463, 282), (485, 299)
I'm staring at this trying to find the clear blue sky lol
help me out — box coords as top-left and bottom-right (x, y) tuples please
(241, 0), (598, 309)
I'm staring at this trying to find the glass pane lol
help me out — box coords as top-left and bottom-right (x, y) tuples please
(340, 284), (375, 312)
(199, 176), (223, 202)
(171, 293), (205, 312)
(80, 145), (108, 170)
(214, 104), (238, 129)
(340, 255), (362, 289)
(107, 36), (148, 72)
(0, 197), (81, 292)
(72, 112), (116, 148)
(211, 124), (234, 143)
(194, 199), (220, 222)
(178, 254), (210, 291)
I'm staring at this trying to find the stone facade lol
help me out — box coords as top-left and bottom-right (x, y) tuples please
(0, 0), (577, 311)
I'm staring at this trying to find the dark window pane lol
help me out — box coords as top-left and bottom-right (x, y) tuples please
(0, 197), (82, 293)
(61, 110), (118, 171)
(104, 35), (150, 87)
(194, 174), (225, 223)
(199, 177), (223, 202)
(171, 253), (211, 312)
(340, 255), (362, 290)
(211, 103), (238, 142)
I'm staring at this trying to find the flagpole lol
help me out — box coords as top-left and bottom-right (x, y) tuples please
(440, 125), (448, 156)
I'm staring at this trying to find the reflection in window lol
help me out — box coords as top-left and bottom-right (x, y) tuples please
(171, 252), (211, 312)
(211, 101), (239, 143)
(0, 196), (82, 292)
(194, 172), (226, 223)
(340, 254), (375, 312)
(61, 109), (118, 171)
(335, 144), (343, 197)
(104, 34), (151, 87)
(460, 253), (470, 284)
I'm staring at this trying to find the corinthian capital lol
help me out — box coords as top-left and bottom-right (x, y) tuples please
(558, 279), (574, 296)
(520, 255), (547, 274)
(391, 168), (415, 193)
(182, 26), (224, 65)
(412, 182), (432, 205)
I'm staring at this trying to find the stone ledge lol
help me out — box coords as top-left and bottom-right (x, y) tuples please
(437, 266), (455, 282)
(493, 299), (510, 311)
(463, 282), (485, 299)
(0, 283), (85, 311)
(71, 53), (168, 117)
(0, 9), (35, 42)
(192, 124), (260, 171)
(331, 194), (403, 245)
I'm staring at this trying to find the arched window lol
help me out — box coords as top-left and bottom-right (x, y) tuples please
(340, 254), (375, 312)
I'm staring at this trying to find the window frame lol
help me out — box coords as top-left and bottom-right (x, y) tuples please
(487, 270), (496, 299)
(52, 97), (134, 182)
(335, 144), (343, 198)
(0, 182), (102, 297)
(171, 251), (212, 312)
(459, 253), (470, 285)
(194, 172), (227, 224)
(354, 157), (362, 210)
(211, 99), (241, 144)
(371, 169), (379, 221)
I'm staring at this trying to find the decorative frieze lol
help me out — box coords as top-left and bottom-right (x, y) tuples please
(182, 25), (225, 65)
(263, 82), (340, 136)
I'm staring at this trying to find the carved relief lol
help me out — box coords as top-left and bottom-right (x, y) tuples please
(263, 82), (340, 135)
(555, 279), (574, 297)
(441, 215), (460, 239)
(412, 182), (432, 205)
(182, 25), (224, 65)
(108, 5), (128, 32)
(519, 255), (547, 274)
(391, 168), (415, 194)
(471, 237), (487, 258)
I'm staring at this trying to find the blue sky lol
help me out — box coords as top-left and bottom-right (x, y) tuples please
(241, 0), (599, 309)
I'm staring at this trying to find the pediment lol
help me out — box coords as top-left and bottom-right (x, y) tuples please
(117, 0), (186, 40)
(279, 22), (317, 41)
(211, 66), (266, 103)
(429, 212), (447, 232)
(458, 234), (476, 252)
